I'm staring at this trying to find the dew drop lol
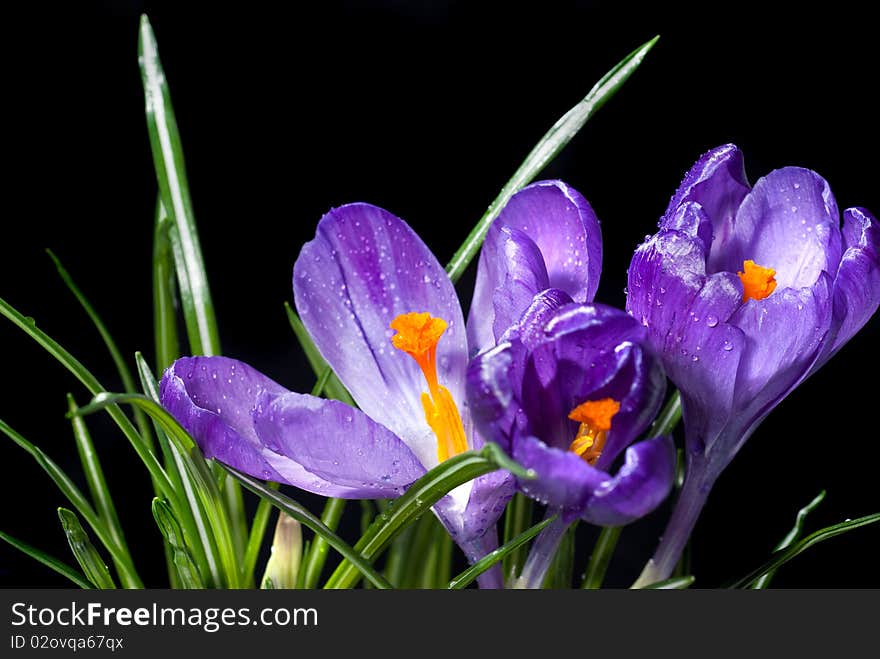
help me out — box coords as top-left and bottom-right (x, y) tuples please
(722, 340), (733, 351)
(706, 315), (718, 327)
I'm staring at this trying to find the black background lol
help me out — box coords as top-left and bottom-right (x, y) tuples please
(1, 1), (878, 588)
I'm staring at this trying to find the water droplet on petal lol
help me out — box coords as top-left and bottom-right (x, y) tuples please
(706, 315), (718, 327)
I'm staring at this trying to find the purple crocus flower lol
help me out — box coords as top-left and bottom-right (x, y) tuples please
(159, 180), (599, 588)
(467, 297), (675, 587)
(626, 144), (880, 586)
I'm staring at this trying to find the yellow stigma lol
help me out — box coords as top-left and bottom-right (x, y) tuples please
(737, 259), (777, 302)
(568, 398), (620, 465)
(390, 312), (468, 462)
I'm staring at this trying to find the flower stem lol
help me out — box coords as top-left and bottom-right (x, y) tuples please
(581, 526), (622, 588)
(632, 464), (716, 588)
(509, 511), (569, 589)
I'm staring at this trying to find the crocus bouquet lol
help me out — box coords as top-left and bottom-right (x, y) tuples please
(2, 16), (877, 591)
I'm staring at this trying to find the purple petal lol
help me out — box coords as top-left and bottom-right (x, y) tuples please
(581, 435), (676, 527)
(252, 390), (426, 498)
(434, 470), (515, 546)
(294, 203), (468, 468)
(160, 357), (369, 497)
(823, 207), (880, 362)
(512, 433), (606, 513)
(718, 167), (842, 288)
(466, 343), (516, 450)
(467, 225), (549, 356)
(663, 143), (750, 256)
(495, 180), (602, 302)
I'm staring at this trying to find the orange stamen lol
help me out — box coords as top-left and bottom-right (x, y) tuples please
(737, 259), (777, 302)
(568, 398), (620, 465)
(390, 312), (468, 462)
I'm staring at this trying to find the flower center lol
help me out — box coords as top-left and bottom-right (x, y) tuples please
(737, 259), (777, 302)
(390, 311), (468, 462)
(567, 398), (620, 465)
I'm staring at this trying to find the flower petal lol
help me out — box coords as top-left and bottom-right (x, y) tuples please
(466, 342), (516, 450)
(663, 143), (750, 255)
(467, 225), (549, 356)
(293, 203), (468, 469)
(495, 180), (602, 303)
(720, 167), (842, 289)
(252, 390), (426, 497)
(434, 470), (515, 545)
(581, 435), (675, 527)
(512, 433), (606, 513)
(823, 207), (880, 362)
(159, 357), (369, 497)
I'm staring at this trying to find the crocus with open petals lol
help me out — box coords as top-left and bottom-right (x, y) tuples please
(467, 298), (674, 587)
(160, 180), (601, 587)
(626, 144), (880, 586)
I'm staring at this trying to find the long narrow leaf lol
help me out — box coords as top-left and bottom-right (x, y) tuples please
(727, 512), (880, 589)
(752, 490), (827, 589)
(152, 199), (180, 373)
(445, 35), (659, 283)
(225, 468), (393, 590)
(299, 496), (346, 589)
(152, 498), (205, 588)
(0, 417), (142, 588)
(66, 394), (128, 559)
(138, 14), (220, 356)
(641, 575), (695, 589)
(47, 250), (155, 450)
(324, 443), (532, 589)
(58, 508), (116, 589)
(449, 515), (556, 589)
(0, 529), (92, 589)
(0, 296), (176, 503)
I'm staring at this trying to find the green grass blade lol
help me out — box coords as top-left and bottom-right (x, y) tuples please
(444, 35), (660, 283)
(152, 498), (205, 588)
(449, 515), (556, 589)
(153, 199), (180, 373)
(752, 490), (827, 589)
(299, 496), (346, 589)
(225, 468), (393, 590)
(502, 492), (534, 580)
(0, 296), (176, 503)
(581, 525), (622, 589)
(284, 303), (354, 405)
(0, 417), (142, 588)
(243, 481), (279, 583)
(138, 14), (220, 357)
(47, 250), (156, 451)
(66, 394), (128, 560)
(640, 575), (695, 589)
(58, 508), (116, 589)
(727, 512), (880, 589)
(651, 390), (682, 437)
(324, 443), (531, 589)
(0, 529), (92, 589)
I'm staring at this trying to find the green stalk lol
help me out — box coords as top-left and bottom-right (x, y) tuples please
(581, 526), (622, 589)
(58, 508), (116, 589)
(300, 497), (346, 589)
(152, 199), (180, 373)
(445, 36), (660, 283)
(503, 492), (534, 579)
(0, 530), (92, 589)
(243, 481), (280, 585)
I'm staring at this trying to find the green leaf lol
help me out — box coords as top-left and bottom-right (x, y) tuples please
(727, 511), (880, 589)
(502, 492), (534, 580)
(0, 295), (176, 504)
(581, 525), (622, 589)
(58, 508), (116, 589)
(47, 250), (155, 451)
(138, 14), (220, 357)
(752, 490), (827, 589)
(651, 390), (682, 437)
(0, 417), (142, 588)
(449, 515), (557, 589)
(0, 529), (92, 589)
(444, 35), (660, 283)
(66, 394), (129, 562)
(299, 497), (346, 589)
(640, 575), (695, 589)
(152, 498), (205, 588)
(324, 442), (529, 589)
(224, 468), (393, 590)
(284, 303), (354, 406)
(152, 199), (180, 373)
(545, 521), (578, 588)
